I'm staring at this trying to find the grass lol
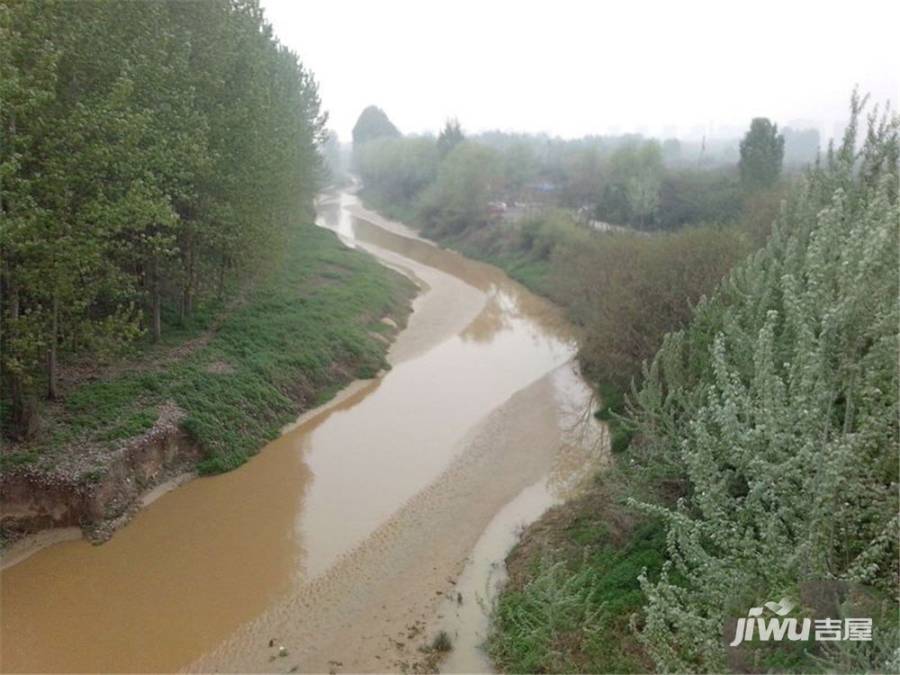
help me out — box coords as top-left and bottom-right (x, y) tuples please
(357, 190), (566, 299)
(3, 223), (415, 477)
(593, 381), (635, 454)
(488, 482), (666, 674)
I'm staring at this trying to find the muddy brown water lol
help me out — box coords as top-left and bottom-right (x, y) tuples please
(0, 194), (604, 673)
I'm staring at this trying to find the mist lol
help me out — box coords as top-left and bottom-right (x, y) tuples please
(262, 0), (898, 143)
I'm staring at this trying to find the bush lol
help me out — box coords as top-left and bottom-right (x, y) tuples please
(629, 94), (899, 673)
(553, 224), (749, 388)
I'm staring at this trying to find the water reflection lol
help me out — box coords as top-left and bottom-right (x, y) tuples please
(2, 193), (583, 673)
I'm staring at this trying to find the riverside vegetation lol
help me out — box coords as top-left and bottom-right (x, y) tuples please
(0, 1), (413, 530)
(2, 2), (897, 670)
(351, 95), (899, 673)
(2, 0), (322, 441)
(4, 224), (413, 477)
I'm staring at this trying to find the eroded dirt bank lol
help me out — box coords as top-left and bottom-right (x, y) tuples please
(0, 194), (603, 674)
(0, 404), (199, 552)
(1, 222), (414, 563)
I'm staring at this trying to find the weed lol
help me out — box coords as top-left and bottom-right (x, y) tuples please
(430, 630), (453, 653)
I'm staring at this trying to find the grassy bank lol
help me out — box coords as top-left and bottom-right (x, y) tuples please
(358, 188), (565, 298)
(1, 223), (415, 478)
(488, 478), (666, 673)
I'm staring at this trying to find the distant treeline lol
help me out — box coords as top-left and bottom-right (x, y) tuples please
(1, 0), (325, 438)
(350, 106), (794, 391)
(352, 105), (800, 234)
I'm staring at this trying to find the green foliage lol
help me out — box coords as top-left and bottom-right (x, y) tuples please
(630, 94), (899, 672)
(358, 123), (775, 242)
(427, 208), (589, 299)
(436, 118), (464, 158)
(1, 0), (326, 439)
(598, 140), (665, 227)
(417, 141), (503, 237)
(355, 137), (439, 204)
(12, 225), (412, 475)
(739, 117), (785, 190)
(658, 168), (744, 229)
(490, 514), (666, 674)
(351, 105), (400, 147)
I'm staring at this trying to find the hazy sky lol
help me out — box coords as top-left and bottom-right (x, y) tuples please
(261, 0), (899, 142)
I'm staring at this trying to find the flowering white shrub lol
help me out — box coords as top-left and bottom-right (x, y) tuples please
(629, 94), (899, 672)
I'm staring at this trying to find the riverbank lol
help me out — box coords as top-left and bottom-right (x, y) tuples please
(356, 93), (900, 675)
(1, 193), (607, 673)
(0, 222), (416, 554)
(355, 192), (664, 672)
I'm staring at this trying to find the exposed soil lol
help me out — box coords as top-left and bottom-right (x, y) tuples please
(2, 194), (600, 674)
(1, 299), (410, 563)
(1, 403), (200, 554)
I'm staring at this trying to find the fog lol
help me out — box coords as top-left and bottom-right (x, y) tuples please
(261, 0), (898, 142)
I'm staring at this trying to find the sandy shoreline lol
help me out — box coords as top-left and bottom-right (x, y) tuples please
(2, 194), (601, 674)
(189, 198), (601, 673)
(190, 363), (595, 673)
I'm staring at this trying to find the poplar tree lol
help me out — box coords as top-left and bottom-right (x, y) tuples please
(739, 117), (785, 190)
(1, 0), (325, 438)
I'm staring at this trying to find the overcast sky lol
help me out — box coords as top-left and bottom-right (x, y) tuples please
(260, 0), (899, 142)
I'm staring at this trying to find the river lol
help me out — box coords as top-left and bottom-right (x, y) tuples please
(0, 193), (605, 673)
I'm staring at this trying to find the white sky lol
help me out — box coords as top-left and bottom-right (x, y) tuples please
(261, 0), (899, 142)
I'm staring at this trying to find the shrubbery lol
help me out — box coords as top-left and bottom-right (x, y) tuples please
(629, 94), (899, 672)
(553, 225), (750, 388)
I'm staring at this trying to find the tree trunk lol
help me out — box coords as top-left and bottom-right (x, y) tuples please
(8, 276), (19, 324)
(2, 115), (38, 436)
(180, 232), (194, 321)
(152, 258), (162, 342)
(10, 365), (39, 439)
(6, 278), (38, 438)
(47, 293), (59, 400)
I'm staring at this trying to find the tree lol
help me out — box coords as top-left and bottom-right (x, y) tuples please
(555, 226), (747, 386)
(739, 117), (784, 190)
(351, 105), (400, 147)
(355, 137), (439, 203)
(417, 142), (502, 237)
(1, 0), (325, 439)
(601, 141), (663, 227)
(436, 118), (464, 157)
